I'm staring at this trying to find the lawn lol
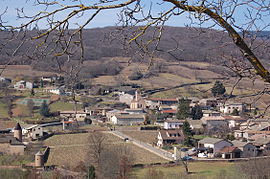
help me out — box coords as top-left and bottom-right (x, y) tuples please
(44, 132), (168, 167)
(133, 161), (241, 179)
(121, 131), (158, 144)
(50, 101), (82, 112)
(0, 101), (8, 118)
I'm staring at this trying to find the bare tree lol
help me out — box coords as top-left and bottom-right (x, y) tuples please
(87, 132), (134, 179)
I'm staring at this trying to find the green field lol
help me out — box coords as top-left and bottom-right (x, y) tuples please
(133, 161), (242, 179)
(50, 101), (82, 112)
(0, 102), (8, 118)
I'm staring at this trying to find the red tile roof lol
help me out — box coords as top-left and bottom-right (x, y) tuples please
(219, 146), (239, 153)
(162, 109), (177, 114)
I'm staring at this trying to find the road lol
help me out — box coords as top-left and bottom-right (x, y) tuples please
(110, 130), (174, 161)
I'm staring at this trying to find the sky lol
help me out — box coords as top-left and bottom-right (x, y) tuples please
(1, 0), (269, 31)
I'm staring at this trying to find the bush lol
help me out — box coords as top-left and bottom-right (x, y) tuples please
(128, 71), (143, 80)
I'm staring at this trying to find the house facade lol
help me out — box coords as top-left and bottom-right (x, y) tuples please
(111, 114), (146, 125)
(163, 120), (184, 129)
(198, 137), (232, 155)
(219, 103), (245, 114)
(157, 129), (184, 147)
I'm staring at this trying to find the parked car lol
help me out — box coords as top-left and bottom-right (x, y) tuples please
(182, 156), (193, 161)
(198, 153), (208, 158)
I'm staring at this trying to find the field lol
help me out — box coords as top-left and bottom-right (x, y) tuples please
(133, 161), (241, 179)
(50, 101), (81, 112)
(121, 131), (158, 144)
(44, 132), (167, 168)
(0, 102), (8, 118)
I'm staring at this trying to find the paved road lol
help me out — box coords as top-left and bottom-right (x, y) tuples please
(110, 131), (174, 161)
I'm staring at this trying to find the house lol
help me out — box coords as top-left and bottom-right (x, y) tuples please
(201, 116), (228, 130)
(145, 98), (178, 108)
(24, 125), (43, 140)
(199, 98), (218, 108)
(157, 129), (184, 147)
(60, 111), (90, 121)
(232, 140), (258, 157)
(106, 109), (128, 121)
(0, 76), (11, 87)
(85, 107), (113, 116)
(198, 137), (232, 156)
(14, 80), (33, 90)
(223, 116), (247, 129)
(252, 137), (270, 151)
(164, 120), (184, 129)
(202, 110), (221, 117)
(236, 122), (270, 139)
(219, 102), (245, 114)
(111, 114), (146, 125)
(43, 86), (65, 95)
(219, 146), (241, 159)
(187, 119), (203, 130)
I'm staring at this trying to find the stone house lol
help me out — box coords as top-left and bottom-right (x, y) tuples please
(24, 125), (43, 140)
(14, 80), (33, 90)
(60, 110), (90, 121)
(157, 129), (184, 147)
(232, 140), (258, 157)
(219, 102), (245, 114)
(201, 116), (228, 130)
(111, 114), (146, 125)
(198, 137), (232, 156)
(219, 146), (241, 159)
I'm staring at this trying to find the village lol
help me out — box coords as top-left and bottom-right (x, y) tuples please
(0, 73), (270, 178)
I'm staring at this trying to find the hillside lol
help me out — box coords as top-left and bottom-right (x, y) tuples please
(1, 26), (269, 68)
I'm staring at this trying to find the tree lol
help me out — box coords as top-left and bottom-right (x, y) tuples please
(27, 99), (35, 117)
(191, 105), (203, 120)
(211, 81), (226, 97)
(39, 101), (50, 117)
(182, 120), (192, 137)
(176, 98), (190, 120)
(87, 165), (95, 179)
(231, 108), (239, 116)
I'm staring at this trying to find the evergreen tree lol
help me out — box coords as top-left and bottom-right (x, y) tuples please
(176, 98), (190, 120)
(191, 105), (203, 120)
(182, 120), (193, 146)
(182, 120), (192, 137)
(87, 165), (95, 179)
(39, 101), (50, 117)
(40, 79), (44, 88)
(211, 81), (226, 97)
(231, 108), (239, 116)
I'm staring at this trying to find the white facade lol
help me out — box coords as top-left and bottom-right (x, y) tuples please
(220, 103), (244, 114)
(111, 114), (145, 125)
(164, 120), (183, 129)
(24, 125), (43, 140)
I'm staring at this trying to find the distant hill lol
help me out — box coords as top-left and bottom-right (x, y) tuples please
(0, 26), (269, 70)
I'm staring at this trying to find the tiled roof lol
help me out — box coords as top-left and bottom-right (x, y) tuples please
(219, 146), (239, 153)
(159, 129), (184, 140)
(198, 137), (224, 144)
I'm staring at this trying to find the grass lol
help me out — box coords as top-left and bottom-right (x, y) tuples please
(0, 155), (34, 166)
(0, 168), (30, 179)
(50, 101), (82, 112)
(121, 131), (158, 144)
(0, 101), (8, 118)
(133, 161), (241, 179)
(44, 132), (168, 167)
